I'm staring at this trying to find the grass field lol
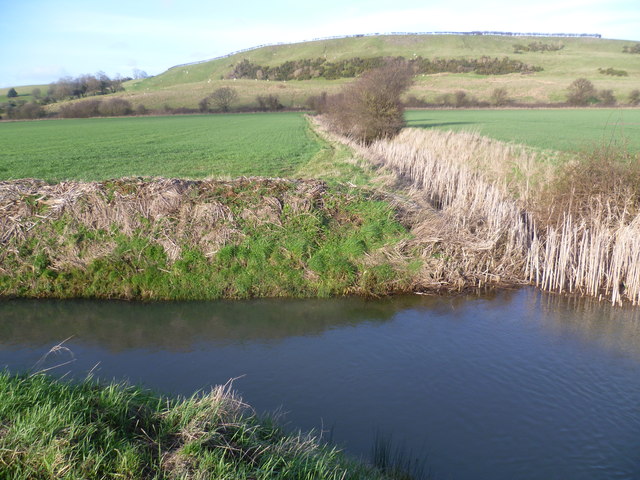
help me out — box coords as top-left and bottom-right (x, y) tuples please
(406, 108), (640, 152)
(0, 113), (322, 181)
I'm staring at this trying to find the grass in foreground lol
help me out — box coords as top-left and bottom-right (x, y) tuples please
(0, 371), (391, 479)
(0, 113), (321, 182)
(406, 108), (640, 153)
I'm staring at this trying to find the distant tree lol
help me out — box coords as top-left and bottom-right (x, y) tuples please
(209, 87), (238, 112)
(132, 68), (149, 80)
(566, 78), (597, 106)
(629, 89), (640, 106)
(31, 88), (41, 99)
(7, 88), (18, 98)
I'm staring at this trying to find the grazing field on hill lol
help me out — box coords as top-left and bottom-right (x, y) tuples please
(117, 34), (639, 109)
(0, 113), (322, 181)
(406, 108), (640, 152)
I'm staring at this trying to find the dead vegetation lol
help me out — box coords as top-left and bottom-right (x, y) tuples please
(313, 116), (640, 304)
(0, 177), (327, 269)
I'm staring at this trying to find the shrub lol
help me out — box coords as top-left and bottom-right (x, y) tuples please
(59, 99), (102, 118)
(13, 102), (45, 119)
(489, 87), (512, 106)
(306, 91), (328, 112)
(566, 78), (598, 106)
(622, 44), (640, 54)
(135, 104), (148, 115)
(629, 90), (640, 106)
(598, 67), (628, 77)
(323, 60), (413, 144)
(598, 89), (616, 106)
(403, 95), (430, 108)
(98, 98), (132, 116)
(256, 94), (283, 111)
(541, 146), (640, 226)
(198, 97), (210, 112)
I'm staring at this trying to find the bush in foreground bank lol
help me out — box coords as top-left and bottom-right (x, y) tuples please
(0, 372), (392, 479)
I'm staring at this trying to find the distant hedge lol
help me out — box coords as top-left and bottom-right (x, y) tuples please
(228, 55), (542, 81)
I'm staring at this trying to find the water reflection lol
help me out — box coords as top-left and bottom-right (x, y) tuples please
(0, 288), (638, 480)
(0, 290), (518, 345)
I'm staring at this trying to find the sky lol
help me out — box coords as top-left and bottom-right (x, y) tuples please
(2, 0), (639, 88)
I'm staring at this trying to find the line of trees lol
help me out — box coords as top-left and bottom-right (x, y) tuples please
(228, 55), (543, 81)
(513, 41), (564, 53)
(45, 72), (128, 103)
(598, 67), (628, 77)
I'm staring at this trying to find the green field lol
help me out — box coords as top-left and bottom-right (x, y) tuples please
(406, 108), (640, 152)
(0, 113), (321, 181)
(3, 109), (640, 184)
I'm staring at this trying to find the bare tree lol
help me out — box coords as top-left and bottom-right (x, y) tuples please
(209, 87), (238, 112)
(566, 78), (597, 106)
(323, 60), (414, 144)
(132, 68), (149, 80)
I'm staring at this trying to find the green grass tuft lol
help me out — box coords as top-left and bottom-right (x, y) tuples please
(0, 372), (393, 479)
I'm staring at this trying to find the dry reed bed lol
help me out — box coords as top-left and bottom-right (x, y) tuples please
(315, 117), (640, 304)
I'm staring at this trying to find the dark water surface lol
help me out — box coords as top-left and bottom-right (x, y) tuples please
(1, 288), (639, 479)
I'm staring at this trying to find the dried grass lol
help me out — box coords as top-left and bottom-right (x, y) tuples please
(314, 117), (536, 291)
(0, 177), (327, 268)
(314, 116), (640, 304)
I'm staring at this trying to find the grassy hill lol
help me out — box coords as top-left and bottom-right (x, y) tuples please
(5, 34), (640, 111)
(118, 34), (640, 109)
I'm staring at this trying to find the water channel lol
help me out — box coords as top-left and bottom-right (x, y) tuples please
(1, 288), (639, 479)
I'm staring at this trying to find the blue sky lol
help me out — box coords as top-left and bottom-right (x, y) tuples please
(2, 0), (639, 87)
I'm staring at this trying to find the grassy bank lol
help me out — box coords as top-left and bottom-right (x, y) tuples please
(0, 372), (393, 479)
(0, 177), (414, 300)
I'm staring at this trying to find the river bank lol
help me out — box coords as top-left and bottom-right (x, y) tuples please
(0, 177), (419, 300)
(2, 115), (639, 303)
(0, 371), (398, 479)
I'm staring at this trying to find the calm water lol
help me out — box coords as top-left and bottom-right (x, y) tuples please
(1, 288), (639, 479)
